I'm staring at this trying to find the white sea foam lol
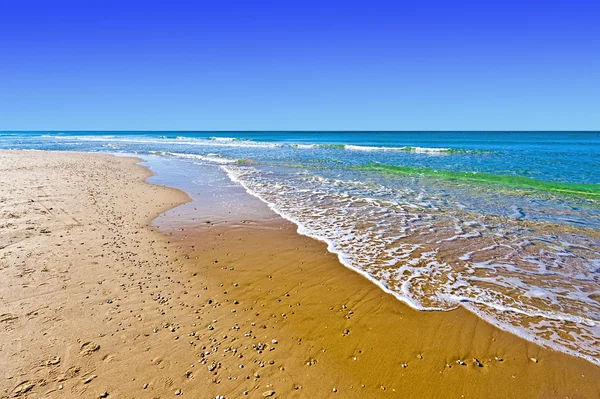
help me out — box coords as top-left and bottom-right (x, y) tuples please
(344, 144), (453, 153)
(209, 137), (240, 142)
(152, 151), (237, 164)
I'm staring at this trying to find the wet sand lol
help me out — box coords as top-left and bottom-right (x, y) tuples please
(1, 150), (599, 398)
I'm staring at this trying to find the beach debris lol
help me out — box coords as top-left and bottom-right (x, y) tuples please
(80, 342), (100, 356)
(208, 362), (219, 372)
(99, 392), (109, 398)
(306, 358), (317, 366)
(262, 391), (275, 397)
(215, 396), (225, 399)
(271, 339), (278, 344)
(43, 356), (61, 366)
(175, 389), (182, 395)
(416, 354), (423, 359)
(333, 387), (338, 392)
(401, 363), (408, 368)
(253, 342), (267, 351)
(456, 360), (466, 366)
(11, 381), (35, 397)
(82, 374), (98, 384)
(530, 357), (538, 363)
(473, 358), (483, 367)
(143, 383), (149, 389)
(495, 356), (503, 362)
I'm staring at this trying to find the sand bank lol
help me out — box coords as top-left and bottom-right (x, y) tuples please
(0, 151), (598, 398)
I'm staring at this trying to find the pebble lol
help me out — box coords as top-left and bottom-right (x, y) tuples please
(262, 391), (275, 397)
(175, 389), (182, 395)
(271, 339), (278, 344)
(333, 387), (338, 392)
(99, 392), (109, 398)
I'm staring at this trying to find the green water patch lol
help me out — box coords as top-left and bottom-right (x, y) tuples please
(236, 159), (257, 165)
(360, 164), (600, 199)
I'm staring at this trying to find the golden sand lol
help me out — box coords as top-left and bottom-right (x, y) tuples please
(1, 151), (598, 398)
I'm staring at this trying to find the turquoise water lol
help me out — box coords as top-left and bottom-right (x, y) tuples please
(2, 131), (600, 364)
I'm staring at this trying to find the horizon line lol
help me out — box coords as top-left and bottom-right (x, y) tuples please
(2, 130), (600, 133)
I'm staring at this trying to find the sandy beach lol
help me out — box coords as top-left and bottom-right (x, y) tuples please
(1, 150), (599, 398)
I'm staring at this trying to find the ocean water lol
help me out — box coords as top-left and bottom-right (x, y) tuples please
(2, 131), (600, 365)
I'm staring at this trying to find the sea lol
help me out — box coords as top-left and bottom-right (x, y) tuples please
(1, 131), (599, 365)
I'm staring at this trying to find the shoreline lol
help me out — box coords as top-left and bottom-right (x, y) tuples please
(222, 164), (600, 368)
(1, 150), (599, 398)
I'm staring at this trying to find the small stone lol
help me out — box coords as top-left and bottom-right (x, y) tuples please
(271, 339), (278, 344)
(83, 374), (98, 384)
(143, 383), (148, 389)
(175, 389), (182, 395)
(333, 387), (338, 392)
(100, 392), (109, 398)
(530, 357), (538, 363)
(262, 391), (275, 397)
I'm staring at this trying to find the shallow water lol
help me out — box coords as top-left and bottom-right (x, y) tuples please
(2, 131), (600, 364)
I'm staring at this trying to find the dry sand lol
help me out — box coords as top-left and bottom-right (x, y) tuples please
(1, 150), (599, 398)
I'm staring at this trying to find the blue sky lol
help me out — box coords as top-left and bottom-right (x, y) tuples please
(1, 0), (599, 130)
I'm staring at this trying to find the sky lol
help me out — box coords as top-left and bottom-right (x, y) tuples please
(0, 0), (599, 131)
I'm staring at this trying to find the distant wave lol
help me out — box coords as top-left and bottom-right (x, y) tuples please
(150, 151), (238, 164)
(290, 143), (480, 154)
(344, 144), (472, 153)
(209, 136), (243, 142)
(57, 135), (281, 148)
